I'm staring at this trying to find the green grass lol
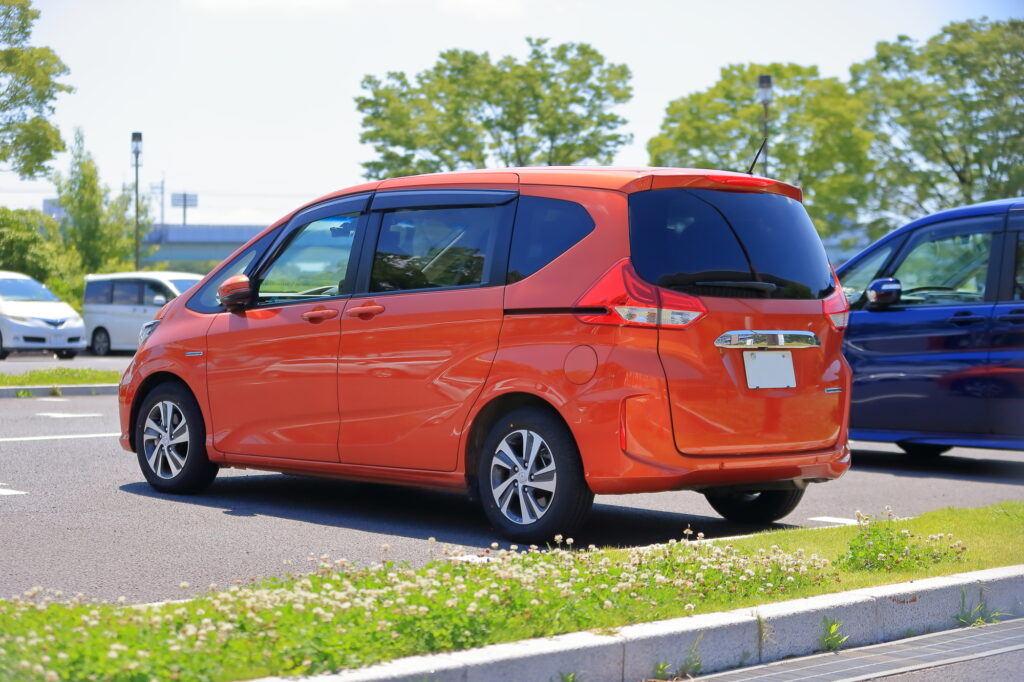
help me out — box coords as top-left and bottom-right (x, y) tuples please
(0, 368), (121, 387)
(1, 502), (1021, 682)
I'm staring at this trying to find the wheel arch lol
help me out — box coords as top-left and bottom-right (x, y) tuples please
(128, 371), (198, 452)
(463, 391), (577, 497)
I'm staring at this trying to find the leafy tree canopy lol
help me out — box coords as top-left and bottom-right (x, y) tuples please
(356, 38), (632, 179)
(52, 129), (143, 274)
(648, 62), (875, 237)
(0, 0), (72, 178)
(0, 206), (82, 304)
(851, 18), (1024, 224)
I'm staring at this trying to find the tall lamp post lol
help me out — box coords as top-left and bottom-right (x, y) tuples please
(131, 132), (142, 270)
(756, 75), (773, 177)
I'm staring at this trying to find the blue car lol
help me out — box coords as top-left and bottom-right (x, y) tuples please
(836, 198), (1024, 456)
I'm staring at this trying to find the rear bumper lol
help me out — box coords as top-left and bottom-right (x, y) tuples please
(586, 441), (851, 495)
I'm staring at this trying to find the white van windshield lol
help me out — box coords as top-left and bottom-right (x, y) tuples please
(0, 278), (60, 302)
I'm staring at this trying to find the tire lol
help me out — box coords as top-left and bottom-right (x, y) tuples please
(898, 443), (951, 458)
(704, 488), (805, 524)
(55, 350), (77, 360)
(0, 331), (8, 360)
(135, 382), (218, 493)
(477, 407), (593, 544)
(91, 328), (111, 356)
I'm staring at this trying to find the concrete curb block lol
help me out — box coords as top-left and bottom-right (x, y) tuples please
(0, 384), (118, 398)
(253, 565), (1023, 682)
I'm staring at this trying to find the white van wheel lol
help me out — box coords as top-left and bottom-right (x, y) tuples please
(91, 328), (111, 356)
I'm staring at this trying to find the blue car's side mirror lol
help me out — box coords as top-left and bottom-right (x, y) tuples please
(866, 277), (902, 310)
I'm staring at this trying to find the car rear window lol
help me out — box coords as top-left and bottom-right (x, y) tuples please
(629, 188), (834, 299)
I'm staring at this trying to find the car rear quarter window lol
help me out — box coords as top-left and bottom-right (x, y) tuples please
(629, 188), (834, 299)
(84, 280), (112, 304)
(507, 196), (594, 284)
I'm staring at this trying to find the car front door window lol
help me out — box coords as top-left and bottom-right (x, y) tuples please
(891, 223), (995, 306)
(258, 213), (360, 305)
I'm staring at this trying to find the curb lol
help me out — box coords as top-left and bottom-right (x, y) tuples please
(253, 565), (1024, 682)
(0, 384), (119, 398)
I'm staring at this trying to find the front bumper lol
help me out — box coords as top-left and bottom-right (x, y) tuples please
(0, 319), (87, 351)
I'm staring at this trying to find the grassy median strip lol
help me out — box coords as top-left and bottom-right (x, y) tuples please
(0, 368), (121, 387)
(1, 502), (1021, 681)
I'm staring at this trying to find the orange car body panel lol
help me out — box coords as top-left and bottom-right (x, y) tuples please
(119, 166), (850, 497)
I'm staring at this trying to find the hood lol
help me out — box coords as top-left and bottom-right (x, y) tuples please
(0, 300), (81, 323)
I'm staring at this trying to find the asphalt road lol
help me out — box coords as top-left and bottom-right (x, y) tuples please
(1, 389), (1022, 604)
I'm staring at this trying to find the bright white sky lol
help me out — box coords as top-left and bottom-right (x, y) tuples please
(2, 0), (1019, 226)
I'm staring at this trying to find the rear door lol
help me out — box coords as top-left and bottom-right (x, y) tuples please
(843, 214), (1003, 436)
(629, 188), (846, 455)
(110, 279), (143, 349)
(337, 189), (515, 471)
(989, 209), (1024, 441)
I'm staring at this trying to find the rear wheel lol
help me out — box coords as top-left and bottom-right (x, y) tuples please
(91, 328), (111, 356)
(477, 407), (593, 544)
(704, 489), (805, 524)
(898, 443), (951, 458)
(135, 382), (218, 493)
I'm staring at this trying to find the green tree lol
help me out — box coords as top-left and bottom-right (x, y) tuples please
(52, 129), (142, 273)
(356, 38), (632, 179)
(648, 62), (875, 238)
(0, 0), (72, 178)
(0, 207), (83, 304)
(851, 18), (1024, 225)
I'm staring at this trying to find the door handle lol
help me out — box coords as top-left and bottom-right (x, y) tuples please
(996, 310), (1024, 324)
(346, 303), (386, 320)
(946, 311), (986, 325)
(300, 308), (339, 323)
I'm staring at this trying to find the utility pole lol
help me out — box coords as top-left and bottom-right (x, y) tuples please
(131, 132), (142, 270)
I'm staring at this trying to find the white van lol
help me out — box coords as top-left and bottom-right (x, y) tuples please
(83, 272), (203, 354)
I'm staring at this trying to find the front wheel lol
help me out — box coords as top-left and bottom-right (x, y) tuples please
(91, 328), (111, 356)
(135, 382), (218, 493)
(0, 331), (8, 360)
(55, 350), (77, 360)
(704, 489), (805, 524)
(477, 407), (593, 544)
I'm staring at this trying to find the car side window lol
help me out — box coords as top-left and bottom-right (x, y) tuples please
(257, 213), (360, 305)
(84, 280), (112, 304)
(370, 205), (503, 292)
(143, 282), (171, 305)
(507, 196), (595, 284)
(188, 229), (278, 314)
(889, 217), (999, 306)
(112, 280), (141, 305)
(838, 244), (895, 308)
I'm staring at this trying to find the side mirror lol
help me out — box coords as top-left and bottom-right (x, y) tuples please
(866, 277), (902, 310)
(218, 274), (252, 313)
(150, 294), (167, 306)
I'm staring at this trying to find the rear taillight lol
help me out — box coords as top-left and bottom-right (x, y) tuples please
(575, 259), (706, 328)
(823, 269), (849, 330)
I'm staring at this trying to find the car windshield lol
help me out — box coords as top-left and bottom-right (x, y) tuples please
(171, 278), (202, 295)
(0, 277), (61, 302)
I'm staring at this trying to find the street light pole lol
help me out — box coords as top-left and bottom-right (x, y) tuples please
(131, 132), (142, 270)
(756, 75), (773, 177)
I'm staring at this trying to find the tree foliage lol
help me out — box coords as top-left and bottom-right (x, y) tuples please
(647, 62), (875, 237)
(0, 207), (82, 303)
(356, 38), (632, 179)
(52, 129), (142, 274)
(851, 18), (1024, 224)
(0, 0), (72, 178)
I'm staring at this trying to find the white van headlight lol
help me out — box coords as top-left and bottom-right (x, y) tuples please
(139, 319), (161, 346)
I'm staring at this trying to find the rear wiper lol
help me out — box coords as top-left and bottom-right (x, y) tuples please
(695, 281), (778, 292)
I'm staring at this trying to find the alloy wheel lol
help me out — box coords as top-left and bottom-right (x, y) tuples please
(142, 400), (190, 479)
(489, 429), (558, 525)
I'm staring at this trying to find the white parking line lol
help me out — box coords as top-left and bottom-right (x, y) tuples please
(0, 482), (28, 496)
(0, 432), (120, 443)
(808, 516), (860, 526)
(35, 412), (104, 419)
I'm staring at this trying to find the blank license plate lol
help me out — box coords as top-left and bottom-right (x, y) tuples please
(743, 351), (796, 389)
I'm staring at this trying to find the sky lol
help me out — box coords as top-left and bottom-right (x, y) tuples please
(1, 0), (1020, 226)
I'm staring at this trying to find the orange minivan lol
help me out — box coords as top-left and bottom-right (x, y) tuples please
(119, 167), (851, 542)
